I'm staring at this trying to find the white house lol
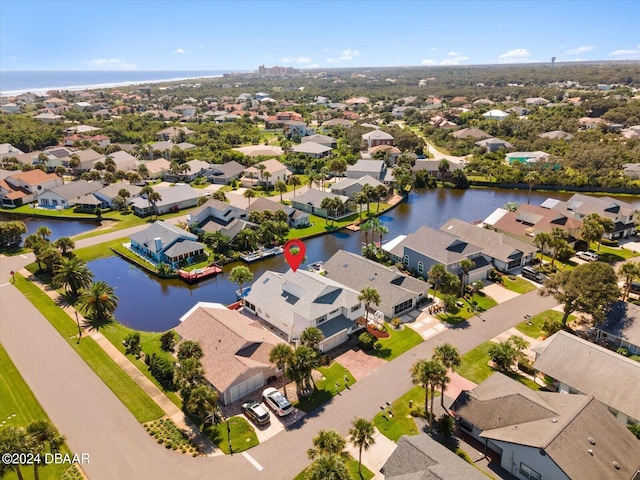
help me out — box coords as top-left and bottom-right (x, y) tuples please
(482, 109), (509, 120)
(130, 184), (203, 217)
(37, 180), (103, 209)
(242, 158), (290, 188)
(0, 169), (63, 207)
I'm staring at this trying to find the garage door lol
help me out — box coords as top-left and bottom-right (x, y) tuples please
(228, 373), (264, 404)
(321, 330), (349, 353)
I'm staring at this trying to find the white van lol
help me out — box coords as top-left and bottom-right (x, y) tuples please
(576, 251), (599, 262)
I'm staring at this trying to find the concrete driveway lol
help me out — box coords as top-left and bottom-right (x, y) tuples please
(483, 282), (520, 304)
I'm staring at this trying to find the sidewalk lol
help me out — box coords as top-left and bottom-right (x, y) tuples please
(19, 268), (222, 457)
(345, 427), (397, 480)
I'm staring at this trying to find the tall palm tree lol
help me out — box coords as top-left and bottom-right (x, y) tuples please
(375, 184), (388, 212)
(549, 227), (568, 267)
(300, 326), (324, 352)
(358, 287), (381, 323)
(428, 263), (447, 299)
(288, 175), (301, 196)
(619, 262), (640, 300)
(523, 171), (540, 204)
(186, 385), (218, 421)
(243, 188), (256, 206)
(361, 184), (375, 214)
(307, 429), (346, 459)
(147, 190), (162, 220)
(229, 265), (253, 297)
(77, 281), (118, 323)
(36, 226), (51, 241)
(353, 191), (367, 219)
(348, 417), (376, 477)
(306, 454), (349, 480)
(256, 163), (266, 184)
(533, 232), (552, 264)
(275, 179), (288, 202)
(0, 426), (27, 480)
(361, 219), (373, 245)
(433, 343), (461, 409)
(53, 256), (94, 296)
(288, 345), (319, 394)
(263, 171), (272, 190)
(53, 236), (75, 256)
(377, 225), (388, 253)
(411, 359), (447, 433)
(269, 343), (294, 398)
(26, 420), (64, 480)
(459, 258), (475, 297)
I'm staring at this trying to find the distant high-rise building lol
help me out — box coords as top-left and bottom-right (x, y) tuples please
(256, 65), (300, 77)
(551, 56), (556, 68)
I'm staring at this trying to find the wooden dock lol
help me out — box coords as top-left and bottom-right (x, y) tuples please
(178, 264), (222, 283)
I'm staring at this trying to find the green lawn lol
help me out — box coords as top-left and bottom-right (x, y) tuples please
(373, 386), (426, 441)
(202, 416), (259, 454)
(438, 293), (498, 324)
(100, 323), (182, 408)
(14, 274), (164, 423)
(294, 362), (356, 412)
(501, 275), (537, 294)
(0, 344), (71, 480)
(369, 323), (424, 361)
(293, 455), (375, 480)
(590, 242), (639, 262)
(516, 310), (574, 339)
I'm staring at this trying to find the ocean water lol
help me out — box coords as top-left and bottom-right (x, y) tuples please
(0, 70), (240, 96)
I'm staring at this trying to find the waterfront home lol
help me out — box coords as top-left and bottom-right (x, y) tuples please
(505, 151), (550, 165)
(130, 184), (202, 217)
(330, 175), (385, 200)
(346, 159), (386, 181)
(0, 169), (63, 207)
(451, 372), (640, 480)
(246, 197), (310, 228)
(243, 269), (364, 352)
(322, 250), (428, 319)
(37, 179), (103, 209)
(188, 198), (252, 240)
(533, 331), (640, 426)
(175, 302), (284, 405)
(289, 189), (349, 220)
(94, 182), (142, 208)
(129, 220), (205, 267)
(384, 225), (490, 282)
(412, 159), (464, 180)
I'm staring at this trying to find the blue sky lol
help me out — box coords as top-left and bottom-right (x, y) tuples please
(1, 0), (639, 71)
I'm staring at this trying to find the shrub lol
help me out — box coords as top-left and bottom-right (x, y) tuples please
(518, 360), (535, 376)
(123, 332), (142, 356)
(601, 238), (618, 247)
(391, 317), (401, 328)
(617, 347), (629, 357)
(358, 332), (377, 351)
(435, 414), (455, 438)
(628, 424), (640, 440)
(160, 331), (176, 352)
(148, 353), (175, 389)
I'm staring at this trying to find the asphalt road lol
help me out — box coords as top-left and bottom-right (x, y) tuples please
(0, 231), (558, 480)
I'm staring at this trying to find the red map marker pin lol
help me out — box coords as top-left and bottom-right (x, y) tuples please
(283, 239), (306, 272)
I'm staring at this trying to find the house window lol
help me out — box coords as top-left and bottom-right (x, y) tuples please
(351, 304), (361, 313)
(315, 315), (327, 325)
(403, 255), (409, 266)
(519, 463), (541, 480)
(329, 308), (340, 315)
(417, 262), (424, 274)
(393, 299), (413, 316)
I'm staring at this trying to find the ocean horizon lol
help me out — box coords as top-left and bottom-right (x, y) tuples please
(0, 69), (245, 96)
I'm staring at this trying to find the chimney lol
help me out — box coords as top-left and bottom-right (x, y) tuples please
(154, 237), (162, 251)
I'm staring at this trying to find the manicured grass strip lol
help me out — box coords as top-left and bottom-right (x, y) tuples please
(591, 242), (639, 262)
(515, 310), (575, 339)
(293, 455), (375, 480)
(369, 323), (424, 361)
(294, 362), (356, 413)
(15, 274), (164, 423)
(438, 293), (497, 324)
(457, 343), (495, 384)
(373, 386), (425, 442)
(0, 344), (73, 480)
(100, 323), (182, 408)
(202, 416), (258, 454)
(501, 275), (537, 294)
(73, 238), (125, 261)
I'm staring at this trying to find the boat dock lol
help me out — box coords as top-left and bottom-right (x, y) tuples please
(240, 246), (283, 263)
(178, 264), (222, 283)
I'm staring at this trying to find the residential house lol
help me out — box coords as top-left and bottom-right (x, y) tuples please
(284, 120), (311, 138)
(243, 269), (364, 352)
(482, 109), (509, 120)
(381, 434), (487, 480)
(156, 126), (195, 141)
(164, 159), (212, 182)
(505, 151), (550, 165)
(475, 137), (513, 152)
(63, 148), (105, 172)
(64, 125), (101, 135)
(206, 160), (245, 184)
(623, 163), (640, 180)
(129, 220), (205, 267)
(539, 130), (574, 140)
(321, 118), (353, 130)
(330, 175), (385, 199)
(290, 142), (333, 158)
(506, 106), (530, 116)
(1, 103), (20, 114)
(473, 98), (495, 105)
(452, 128), (490, 140)
(187, 198), (252, 240)
(0, 169), (63, 207)
(142, 158), (171, 179)
(362, 129), (394, 148)
(73, 102), (93, 112)
(33, 113), (64, 123)
(105, 150), (136, 172)
(533, 331), (640, 425)
(43, 97), (67, 109)
(485, 203), (582, 244)
(0, 143), (24, 161)
(384, 225), (490, 282)
(579, 117), (605, 129)
(301, 134), (337, 148)
(246, 197), (310, 228)
(548, 193), (638, 240)
(242, 158), (290, 188)
(440, 219), (537, 271)
(594, 301), (640, 355)
(233, 145), (284, 157)
(64, 134), (111, 148)
(451, 372), (640, 480)
(37, 180), (103, 209)
(171, 104), (197, 117)
(368, 145), (402, 163)
(289, 189), (349, 219)
(412, 159), (464, 180)
(524, 97), (549, 106)
(346, 159), (386, 181)
(130, 184), (203, 217)
(175, 302), (284, 405)
(322, 250), (429, 319)
(94, 182), (142, 208)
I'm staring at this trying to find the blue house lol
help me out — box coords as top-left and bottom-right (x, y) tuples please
(129, 221), (205, 268)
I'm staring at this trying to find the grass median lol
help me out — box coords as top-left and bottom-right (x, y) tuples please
(14, 274), (164, 423)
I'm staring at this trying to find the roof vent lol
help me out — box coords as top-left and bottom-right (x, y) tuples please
(613, 461), (620, 470)
(588, 437), (596, 445)
(588, 449), (593, 456)
(551, 418), (558, 423)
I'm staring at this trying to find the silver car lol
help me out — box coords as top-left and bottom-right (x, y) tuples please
(262, 387), (293, 416)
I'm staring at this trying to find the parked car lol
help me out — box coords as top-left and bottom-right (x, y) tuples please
(576, 251), (599, 262)
(627, 281), (640, 294)
(521, 266), (546, 283)
(262, 387), (293, 417)
(241, 401), (270, 426)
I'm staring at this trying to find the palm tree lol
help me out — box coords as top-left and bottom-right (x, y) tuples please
(300, 326), (324, 352)
(348, 417), (376, 477)
(585, 213), (615, 250)
(0, 426), (28, 480)
(186, 385), (218, 421)
(619, 262), (640, 300)
(147, 190), (162, 220)
(36, 226), (51, 241)
(53, 257), (94, 296)
(288, 174), (301, 196)
(361, 219), (373, 245)
(307, 429), (346, 459)
(275, 179), (288, 202)
(235, 228), (258, 252)
(77, 281), (118, 323)
(523, 171), (540, 204)
(411, 359), (447, 433)
(361, 184), (375, 214)
(229, 265), (253, 297)
(177, 340), (204, 361)
(269, 343), (294, 398)
(433, 343), (461, 409)
(288, 345), (319, 394)
(488, 335), (529, 371)
(374, 184), (388, 212)
(353, 191), (367, 219)
(358, 287), (381, 323)
(175, 357), (204, 393)
(256, 163), (267, 184)
(263, 171), (272, 190)
(306, 454), (349, 480)
(377, 225), (388, 253)
(53, 236), (75, 256)
(26, 420), (64, 480)
(533, 232), (552, 264)
(549, 227), (569, 267)
(428, 263), (447, 299)
(459, 258), (475, 297)
(243, 188), (256, 206)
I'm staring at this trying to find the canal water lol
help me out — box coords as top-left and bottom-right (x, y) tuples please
(25, 188), (640, 331)
(0, 214), (97, 241)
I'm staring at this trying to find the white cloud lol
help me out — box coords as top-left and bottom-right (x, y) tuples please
(430, 47), (437, 52)
(326, 58), (338, 64)
(421, 59), (437, 65)
(84, 58), (137, 70)
(610, 48), (640, 57)
(566, 45), (594, 55)
(281, 56), (312, 64)
(175, 48), (190, 54)
(448, 51), (460, 56)
(440, 56), (469, 66)
(499, 48), (530, 59)
(341, 49), (360, 57)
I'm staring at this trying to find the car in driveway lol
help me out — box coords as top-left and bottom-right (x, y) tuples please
(262, 387), (293, 417)
(576, 251), (599, 262)
(241, 401), (270, 426)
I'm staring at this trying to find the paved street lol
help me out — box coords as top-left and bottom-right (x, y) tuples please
(0, 229), (558, 479)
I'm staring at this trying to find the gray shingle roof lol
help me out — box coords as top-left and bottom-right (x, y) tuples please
(331, 175), (384, 191)
(348, 159), (385, 172)
(391, 225), (484, 265)
(598, 301), (640, 347)
(290, 189), (348, 209)
(46, 179), (103, 200)
(130, 184), (202, 209)
(129, 220), (199, 254)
